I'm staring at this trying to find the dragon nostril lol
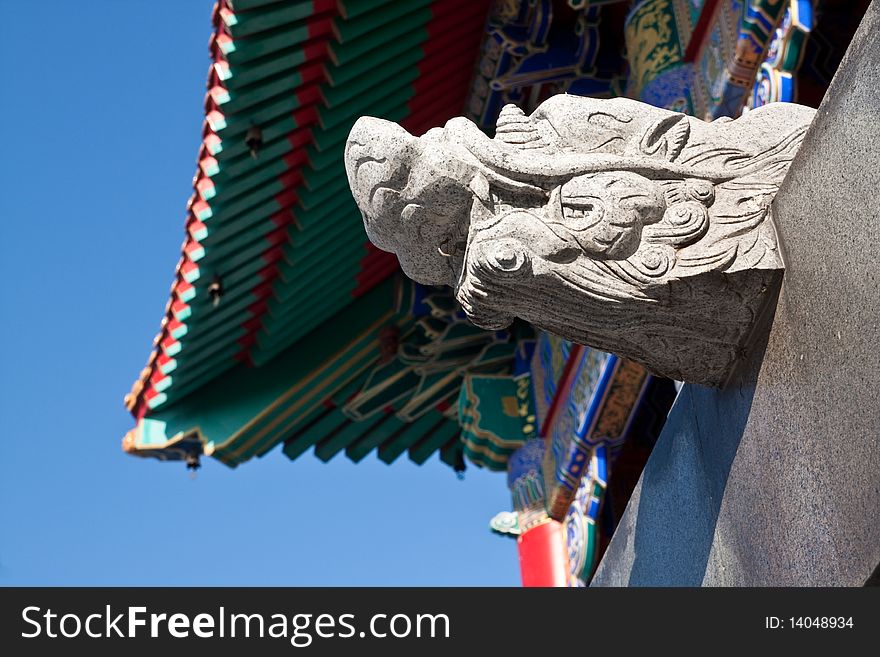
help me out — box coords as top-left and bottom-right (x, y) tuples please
(486, 238), (528, 275)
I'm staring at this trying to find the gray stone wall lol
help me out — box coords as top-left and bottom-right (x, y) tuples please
(592, 0), (880, 586)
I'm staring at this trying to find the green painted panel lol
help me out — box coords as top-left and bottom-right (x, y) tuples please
(377, 411), (446, 464)
(302, 148), (348, 185)
(278, 404), (333, 460)
(226, 0), (317, 39)
(324, 28), (427, 87)
(309, 102), (410, 168)
(338, 0), (397, 21)
(222, 46), (311, 91)
(161, 251), (390, 404)
(199, 194), (284, 241)
(330, 8), (431, 66)
(212, 114), (299, 162)
(409, 419), (460, 466)
(296, 414), (349, 460)
(294, 368), (373, 441)
(168, 244), (366, 378)
(133, 0), (461, 415)
(250, 324), (379, 442)
(273, 240), (365, 291)
(213, 92), (309, 139)
(218, 70), (305, 115)
(344, 415), (406, 463)
(212, 131), (304, 182)
(318, 80), (415, 131)
(273, 353), (376, 459)
(183, 229), (366, 346)
(322, 59), (419, 108)
(144, 280), (393, 463)
(227, 0), (294, 11)
(199, 176), (285, 224)
(343, 358), (421, 421)
(198, 216), (281, 258)
(314, 417), (368, 462)
(201, 157), (288, 207)
(335, 0), (431, 43)
(252, 286), (362, 359)
(156, 345), (243, 400)
(272, 262), (365, 306)
(272, 236), (365, 299)
(225, 23), (314, 65)
(291, 189), (352, 228)
(298, 171), (355, 207)
(234, 335), (382, 460)
(439, 438), (464, 469)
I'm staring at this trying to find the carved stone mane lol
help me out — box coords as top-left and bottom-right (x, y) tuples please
(345, 95), (815, 386)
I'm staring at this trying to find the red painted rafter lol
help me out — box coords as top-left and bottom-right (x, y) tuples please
(684, 0), (722, 63)
(540, 344), (585, 438)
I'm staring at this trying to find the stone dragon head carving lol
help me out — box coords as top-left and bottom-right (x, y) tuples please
(345, 95), (815, 385)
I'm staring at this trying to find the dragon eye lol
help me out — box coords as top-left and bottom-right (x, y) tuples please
(561, 200), (602, 232)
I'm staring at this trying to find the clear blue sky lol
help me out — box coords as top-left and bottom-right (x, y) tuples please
(0, 1), (518, 586)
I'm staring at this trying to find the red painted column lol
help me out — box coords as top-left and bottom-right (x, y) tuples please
(517, 520), (568, 587)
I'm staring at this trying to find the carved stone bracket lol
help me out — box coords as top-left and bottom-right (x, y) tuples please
(345, 95), (815, 386)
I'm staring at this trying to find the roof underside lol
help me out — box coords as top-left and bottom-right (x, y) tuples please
(124, 0), (492, 469)
(125, 0), (490, 417)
